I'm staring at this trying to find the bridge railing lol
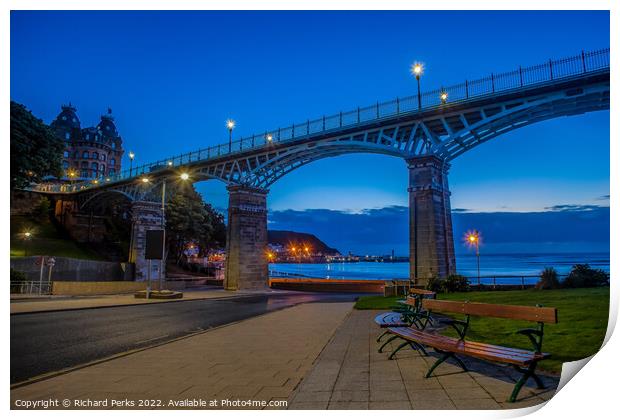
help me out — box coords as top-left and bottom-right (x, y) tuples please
(37, 48), (609, 193)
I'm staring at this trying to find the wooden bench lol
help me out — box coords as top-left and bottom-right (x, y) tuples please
(374, 289), (437, 355)
(387, 299), (558, 402)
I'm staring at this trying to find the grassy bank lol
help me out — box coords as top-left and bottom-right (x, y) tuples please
(10, 215), (104, 260)
(355, 288), (610, 372)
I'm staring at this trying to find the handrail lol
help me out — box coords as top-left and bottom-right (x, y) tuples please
(34, 48), (610, 194)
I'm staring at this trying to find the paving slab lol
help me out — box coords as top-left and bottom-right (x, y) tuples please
(287, 309), (560, 410)
(11, 302), (353, 409)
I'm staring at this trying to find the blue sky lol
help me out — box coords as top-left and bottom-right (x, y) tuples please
(10, 10), (609, 254)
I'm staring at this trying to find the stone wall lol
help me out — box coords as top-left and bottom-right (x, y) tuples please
(51, 280), (186, 296)
(10, 256), (134, 282)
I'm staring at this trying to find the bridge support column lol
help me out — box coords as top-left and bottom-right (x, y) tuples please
(129, 201), (165, 282)
(224, 185), (269, 290)
(408, 155), (456, 285)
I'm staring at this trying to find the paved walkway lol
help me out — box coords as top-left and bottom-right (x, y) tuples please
(10, 289), (284, 314)
(287, 309), (559, 410)
(11, 302), (353, 409)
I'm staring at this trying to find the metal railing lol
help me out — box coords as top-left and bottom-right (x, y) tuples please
(10, 281), (52, 295)
(35, 48), (609, 194)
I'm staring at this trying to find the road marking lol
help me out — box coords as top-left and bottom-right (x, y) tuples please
(134, 334), (169, 345)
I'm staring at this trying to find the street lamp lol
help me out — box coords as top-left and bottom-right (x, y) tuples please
(466, 230), (481, 285)
(266, 133), (273, 142)
(23, 231), (32, 256)
(226, 119), (236, 153)
(129, 151), (135, 177)
(440, 91), (448, 104)
(410, 62), (423, 110)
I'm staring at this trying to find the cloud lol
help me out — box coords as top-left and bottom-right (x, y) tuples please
(544, 204), (607, 212)
(267, 204), (610, 255)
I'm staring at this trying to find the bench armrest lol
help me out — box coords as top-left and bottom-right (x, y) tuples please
(441, 318), (469, 339)
(516, 328), (544, 352)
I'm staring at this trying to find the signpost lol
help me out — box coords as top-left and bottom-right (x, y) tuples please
(145, 230), (165, 298)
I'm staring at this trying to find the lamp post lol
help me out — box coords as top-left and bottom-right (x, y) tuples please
(467, 230), (481, 285)
(226, 119), (235, 153)
(411, 63), (423, 110)
(23, 231), (32, 257)
(440, 91), (448, 104)
(129, 151), (135, 177)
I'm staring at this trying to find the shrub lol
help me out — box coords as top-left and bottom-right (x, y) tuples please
(536, 267), (560, 290)
(33, 197), (51, 221)
(425, 275), (444, 293)
(563, 264), (609, 288)
(444, 274), (470, 292)
(10, 268), (27, 292)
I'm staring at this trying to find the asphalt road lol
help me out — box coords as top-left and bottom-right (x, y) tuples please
(11, 291), (360, 384)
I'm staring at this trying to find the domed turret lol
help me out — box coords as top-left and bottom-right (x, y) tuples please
(51, 103), (81, 130)
(97, 108), (118, 139)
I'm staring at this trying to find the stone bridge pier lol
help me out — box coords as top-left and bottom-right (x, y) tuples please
(224, 185), (269, 290)
(408, 155), (456, 285)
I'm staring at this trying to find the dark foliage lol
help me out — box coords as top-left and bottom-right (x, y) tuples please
(563, 264), (609, 288)
(536, 267), (560, 290)
(11, 101), (64, 189)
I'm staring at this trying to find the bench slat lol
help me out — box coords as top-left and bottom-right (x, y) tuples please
(422, 300), (558, 323)
(388, 327), (549, 367)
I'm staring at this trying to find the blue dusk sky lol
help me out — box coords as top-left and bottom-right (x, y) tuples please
(10, 10), (610, 255)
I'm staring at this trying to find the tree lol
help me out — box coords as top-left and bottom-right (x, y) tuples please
(11, 101), (64, 189)
(165, 184), (226, 263)
(562, 264), (609, 288)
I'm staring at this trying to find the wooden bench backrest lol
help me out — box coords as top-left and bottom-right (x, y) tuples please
(422, 299), (558, 324)
(409, 288), (437, 298)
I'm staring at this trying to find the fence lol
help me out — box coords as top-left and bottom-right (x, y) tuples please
(10, 280), (52, 295)
(36, 48), (609, 194)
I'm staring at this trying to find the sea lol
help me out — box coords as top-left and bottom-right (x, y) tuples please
(269, 252), (610, 285)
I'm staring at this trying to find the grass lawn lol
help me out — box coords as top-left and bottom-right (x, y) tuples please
(10, 215), (104, 260)
(355, 288), (610, 372)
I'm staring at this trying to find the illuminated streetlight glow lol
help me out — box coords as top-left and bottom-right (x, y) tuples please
(465, 230), (482, 285)
(167, 161), (173, 166)
(129, 151), (135, 159)
(141, 177), (150, 183)
(411, 62), (424, 110)
(226, 119), (236, 130)
(411, 63), (423, 77)
(266, 133), (273, 142)
(180, 172), (190, 181)
(24, 231), (32, 238)
(440, 91), (448, 104)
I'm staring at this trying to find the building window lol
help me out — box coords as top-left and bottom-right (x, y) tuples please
(92, 152), (99, 160)
(109, 168), (116, 176)
(101, 154), (106, 161)
(62, 116), (67, 121)
(81, 170), (89, 178)
(91, 162), (98, 170)
(63, 151), (70, 158)
(65, 132), (70, 140)
(111, 142), (116, 149)
(85, 134), (90, 140)
(82, 151), (89, 158)
(81, 162), (88, 168)
(110, 158), (116, 166)
(100, 164), (105, 171)
(62, 161), (69, 169)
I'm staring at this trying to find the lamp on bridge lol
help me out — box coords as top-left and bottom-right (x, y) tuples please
(226, 119), (236, 153)
(440, 91), (448, 104)
(266, 133), (273, 142)
(410, 62), (424, 110)
(129, 151), (135, 177)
